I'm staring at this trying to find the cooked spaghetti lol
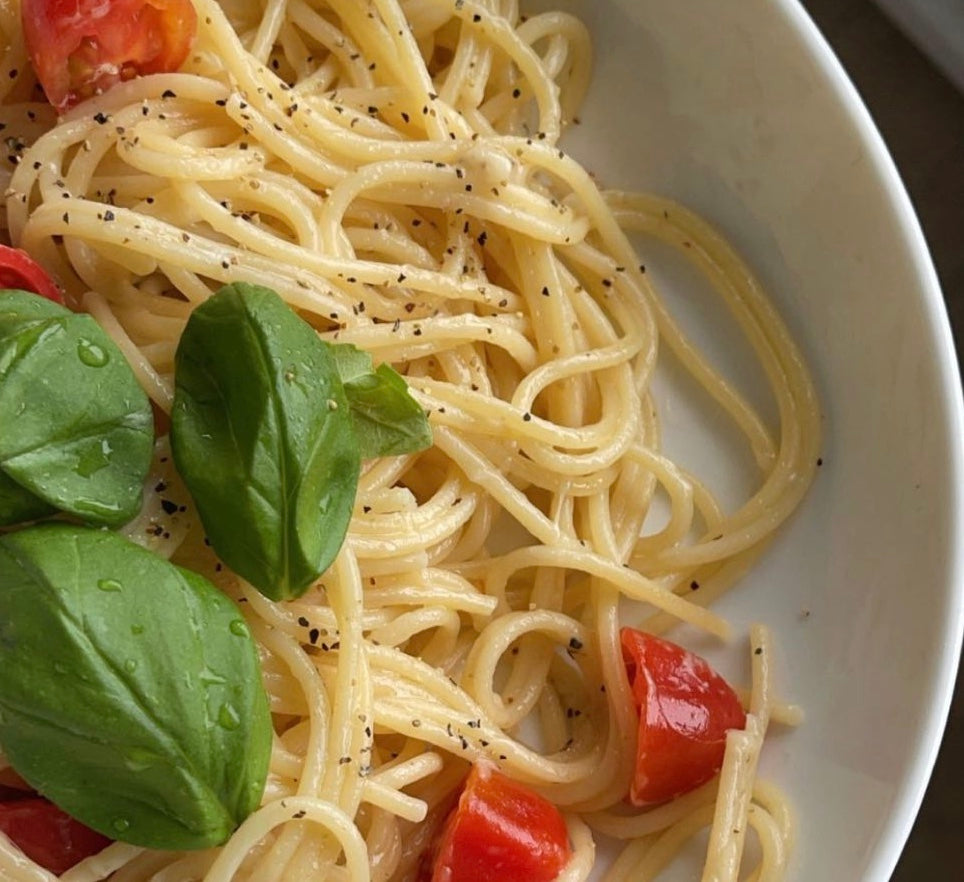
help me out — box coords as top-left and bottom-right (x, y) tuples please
(0, 0), (819, 880)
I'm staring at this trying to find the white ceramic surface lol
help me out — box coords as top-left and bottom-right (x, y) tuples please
(547, 1), (964, 879)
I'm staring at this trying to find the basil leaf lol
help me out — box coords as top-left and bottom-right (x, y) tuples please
(330, 343), (432, 459)
(0, 524), (271, 851)
(0, 289), (154, 527)
(0, 471), (55, 525)
(172, 283), (359, 601)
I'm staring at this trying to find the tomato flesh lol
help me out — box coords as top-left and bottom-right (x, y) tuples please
(425, 765), (571, 882)
(0, 244), (62, 302)
(620, 628), (746, 805)
(0, 797), (112, 875)
(21, 0), (197, 111)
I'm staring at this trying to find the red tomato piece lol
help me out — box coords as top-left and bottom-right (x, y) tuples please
(0, 244), (62, 302)
(424, 764), (571, 882)
(21, 0), (197, 112)
(620, 628), (746, 805)
(0, 797), (111, 875)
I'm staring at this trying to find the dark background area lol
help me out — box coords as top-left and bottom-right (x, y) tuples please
(801, 1), (964, 877)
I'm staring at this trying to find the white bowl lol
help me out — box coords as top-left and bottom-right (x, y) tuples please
(554, 0), (964, 879)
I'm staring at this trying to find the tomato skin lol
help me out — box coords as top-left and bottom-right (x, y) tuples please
(620, 628), (747, 805)
(425, 765), (571, 882)
(21, 0), (197, 111)
(0, 797), (112, 875)
(0, 244), (63, 302)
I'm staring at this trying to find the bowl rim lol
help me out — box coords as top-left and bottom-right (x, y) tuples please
(782, 0), (964, 877)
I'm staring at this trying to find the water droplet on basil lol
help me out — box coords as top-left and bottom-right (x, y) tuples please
(76, 338), (109, 367)
(218, 703), (241, 731)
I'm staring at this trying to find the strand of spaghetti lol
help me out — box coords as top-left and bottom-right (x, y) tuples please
(146, 851), (216, 881)
(347, 485), (477, 557)
(700, 626), (775, 882)
(610, 197), (820, 567)
(241, 607), (332, 797)
(556, 816), (595, 882)
(476, 450), (620, 497)
(581, 451), (659, 812)
(204, 797), (370, 882)
(744, 803), (789, 882)
(322, 551), (372, 812)
(219, 93), (348, 188)
(372, 696), (605, 791)
(287, 0), (374, 92)
(408, 365), (639, 454)
(251, 0), (295, 64)
(460, 609), (592, 725)
(101, 848), (184, 882)
(172, 174), (325, 251)
(360, 781), (428, 825)
(479, 545), (730, 637)
(161, 179), (524, 308)
(565, 238), (778, 469)
(374, 0), (470, 138)
(509, 334), (643, 416)
(489, 571), (568, 730)
(585, 779), (719, 839)
(21, 199), (351, 314)
(515, 12), (591, 123)
(436, 15), (491, 110)
(246, 557), (370, 882)
(0, 839), (56, 882)
(430, 425), (571, 548)
(622, 445), (696, 554)
(365, 644), (612, 793)
(442, 0), (563, 139)
(753, 779), (796, 852)
(348, 509), (478, 558)
(329, 314), (539, 371)
(366, 750), (444, 792)
(605, 803), (721, 882)
(58, 845), (145, 882)
(318, 161), (589, 255)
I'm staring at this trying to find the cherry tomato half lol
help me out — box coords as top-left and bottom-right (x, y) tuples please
(620, 628), (747, 805)
(0, 244), (62, 302)
(21, 0), (198, 112)
(0, 797), (112, 875)
(422, 764), (571, 882)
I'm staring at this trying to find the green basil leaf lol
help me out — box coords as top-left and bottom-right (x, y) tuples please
(0, 291), (72, 525)
(0, 289), (154, 527)
(0, 524), (271, 851)
(171, 283), (360, 601)
(330, 343), (432, 459)
(0, 470), (55, 525)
